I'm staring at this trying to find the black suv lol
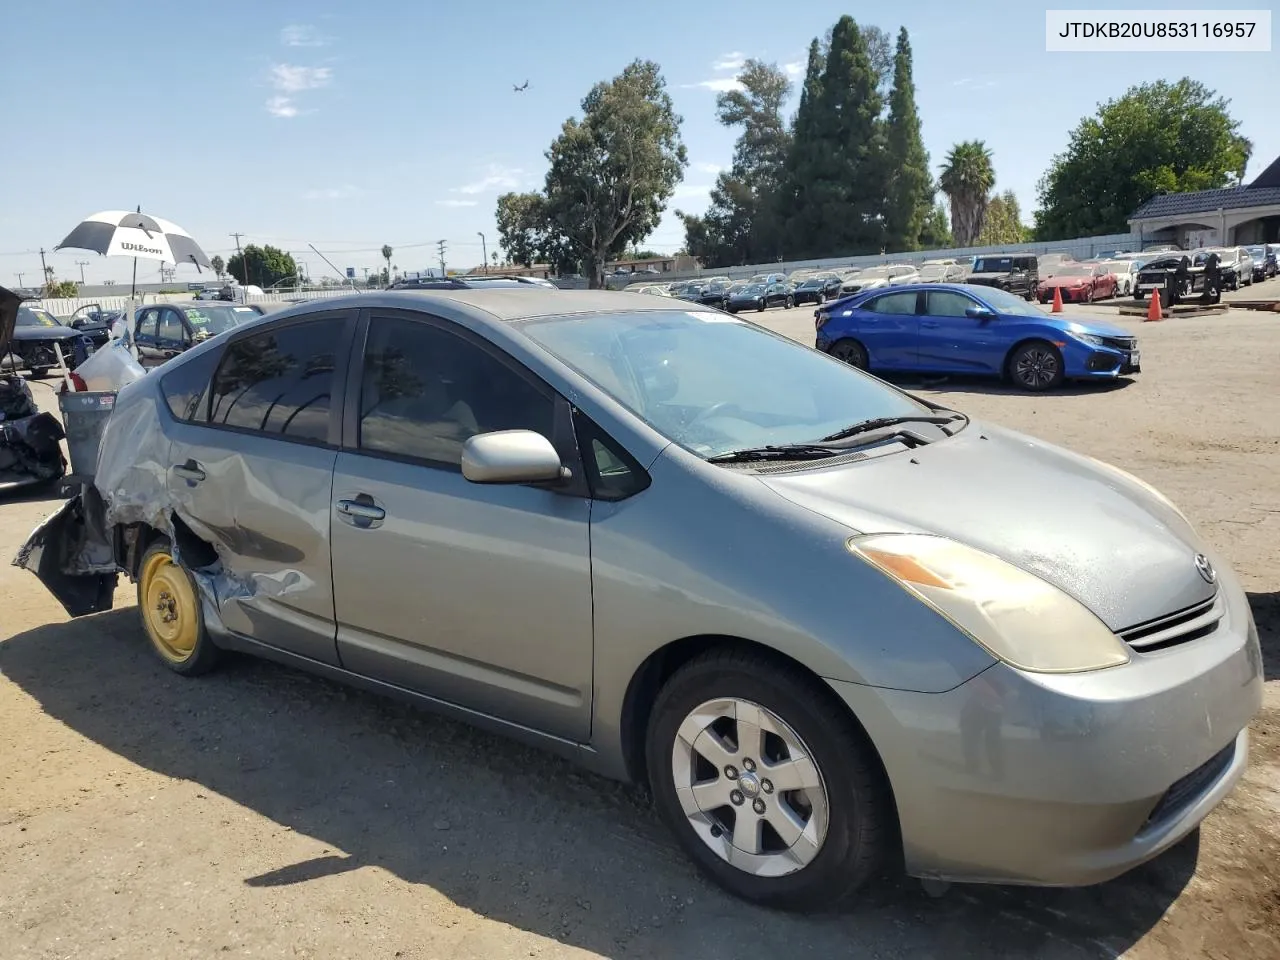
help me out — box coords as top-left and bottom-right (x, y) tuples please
(965, 254), (1038, 300)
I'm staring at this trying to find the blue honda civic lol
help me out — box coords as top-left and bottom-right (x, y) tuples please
(813, 283), (1141, 391)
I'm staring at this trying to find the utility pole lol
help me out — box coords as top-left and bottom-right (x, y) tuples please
(75, 260), (90, 284)
(436, 239), (448, 277)
(39, 248), (49, 291)
(16, 272), (24, 288)
(230, 232), (246, 297)
(477, 232), (487, 274)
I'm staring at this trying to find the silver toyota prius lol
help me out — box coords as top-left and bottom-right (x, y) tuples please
(16, 289), (1263, 910)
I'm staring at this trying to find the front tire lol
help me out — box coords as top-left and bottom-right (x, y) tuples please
(646, 648), (892, 910)
(1008, 340), (1065, 392)
(828, 338), (869, 370)
(137, 538), (221, 676)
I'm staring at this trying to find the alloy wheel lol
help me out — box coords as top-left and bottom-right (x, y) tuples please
(1014, 348), (1059, 389)
(670, 697), (829, 878)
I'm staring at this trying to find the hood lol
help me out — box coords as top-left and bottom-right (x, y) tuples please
(759, 423), (1214, 631)
(11, 324), (85, 341)
(0, 285), (18, 355)
(1041, 275), (1091, 287)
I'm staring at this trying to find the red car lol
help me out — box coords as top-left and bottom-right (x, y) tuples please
(1037, 263), (1117, 303)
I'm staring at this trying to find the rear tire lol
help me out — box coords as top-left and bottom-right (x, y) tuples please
(137, 538), (222, 676)
(1007, 340), (1065, 392)
(828, 338), (869, 370)
(646, 647), (893, 911)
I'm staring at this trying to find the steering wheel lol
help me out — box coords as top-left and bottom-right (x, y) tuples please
(688, 401), (738, 426)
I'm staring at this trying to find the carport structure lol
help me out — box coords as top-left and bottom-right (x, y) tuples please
(1128, 155), (1280, 249)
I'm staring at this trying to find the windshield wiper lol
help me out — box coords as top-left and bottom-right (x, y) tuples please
(820, 413), (965, 443)
(706, 443), (844, 464)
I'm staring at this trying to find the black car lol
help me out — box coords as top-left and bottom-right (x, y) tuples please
(965, 254), (1038, 300)
(791, 274), (843, 305)
(133, 302), (262, 368)
(64, 304), (118, 348)
(0, 303), (96, 378)
(1245, 245), (1278, 281)
(691, 281), (731, 309)
(0, 287), (68, 490)
(725, 281), (794, 313)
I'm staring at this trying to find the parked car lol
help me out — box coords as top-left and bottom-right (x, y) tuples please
(1134, 254), (1212, 306)
(0, 302), (95, 377)
(1244, 245), (1277, 281)
(133, 302), (262, 368)
(64, 303), (116, 348)
(1101, 259), (1142, 296)
(391, 275), (555, 290)
(1195, 248), (1251, 291)
(18, 289), (1260, 911)
(815, 283), (1140, 391)
(840, 265), (917, 295)
(915, 263), (967, 284)
(0, 288), (67, 490)
(791, 273), (844, 305)
(1036, 263), (1118, 303)
(965, 255), (1038, 300)
(726, 281), (793, 313)
(691, 281), (732, 309)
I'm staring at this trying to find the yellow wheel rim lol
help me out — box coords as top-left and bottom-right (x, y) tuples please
(140, 551), (199, 664)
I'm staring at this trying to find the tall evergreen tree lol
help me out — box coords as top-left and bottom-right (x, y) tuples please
(883, 28), (932, 252)
(781, 17), (884, 257)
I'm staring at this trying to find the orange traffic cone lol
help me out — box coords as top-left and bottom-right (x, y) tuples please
(1051, 285), (1063, 313)
(1145, 290), (1163, 322)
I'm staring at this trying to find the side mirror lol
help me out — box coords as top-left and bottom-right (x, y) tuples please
(461, 430), (566, 485)
(965, 306), (996, 321)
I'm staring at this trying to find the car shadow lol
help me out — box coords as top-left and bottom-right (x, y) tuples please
(888, 374), (1135, 399)
(1248, 592), (1279, 682)
(0, 610), (1198, 959)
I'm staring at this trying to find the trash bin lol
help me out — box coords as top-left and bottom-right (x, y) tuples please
(58, 390), (116, 482)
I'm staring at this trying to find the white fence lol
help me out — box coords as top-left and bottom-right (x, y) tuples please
(33, 288), (362, 317)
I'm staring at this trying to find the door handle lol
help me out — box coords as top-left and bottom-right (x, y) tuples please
(337, 497), (386, 526)
(173, 459), (206, 483)
(920, 320), (940, 328)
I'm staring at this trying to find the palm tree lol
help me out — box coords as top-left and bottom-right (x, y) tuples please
(939, 141), (995, 247)
(381, 245), (393, 287)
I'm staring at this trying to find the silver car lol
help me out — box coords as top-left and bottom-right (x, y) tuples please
(16, 290), (1262, 910)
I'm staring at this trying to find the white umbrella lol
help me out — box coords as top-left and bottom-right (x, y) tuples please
(55, 207), (213, 297)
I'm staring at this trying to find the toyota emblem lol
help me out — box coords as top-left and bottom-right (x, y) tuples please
(1194, 553), (1216, 585)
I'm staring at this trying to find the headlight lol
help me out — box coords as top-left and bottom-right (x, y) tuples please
(847, 534), (1131, 674)
(1075, 333), (1106, 347)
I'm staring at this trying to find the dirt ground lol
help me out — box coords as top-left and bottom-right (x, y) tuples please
(1, 301), (1277, 960)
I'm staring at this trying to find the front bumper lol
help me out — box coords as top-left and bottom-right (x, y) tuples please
(829, 571), (1262, 886)
(1070, 345), (1141, 378)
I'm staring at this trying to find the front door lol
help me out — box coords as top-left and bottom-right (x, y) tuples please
(134, 307), (163, 366)
(163, 310), (355, 665)
(329, 310), (594, 741)
(155, 307), (190, 365)
(916, 289), (1001, 374)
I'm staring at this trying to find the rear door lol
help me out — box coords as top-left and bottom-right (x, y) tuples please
(160, 309), (357, 665)
(917, 288), (1002, 374)
(134, 307), (163, 366)
(156, 308), (190, 365)
(853, 290), (921, 369)
(328, 308), (594, 741)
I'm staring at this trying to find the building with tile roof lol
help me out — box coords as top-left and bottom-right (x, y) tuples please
(1128, 156), (1280, 248)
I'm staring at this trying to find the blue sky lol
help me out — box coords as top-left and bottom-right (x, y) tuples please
(1, 1), (1275, 286)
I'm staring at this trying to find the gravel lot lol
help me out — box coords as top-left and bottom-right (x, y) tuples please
(1, 299), (1277, 960)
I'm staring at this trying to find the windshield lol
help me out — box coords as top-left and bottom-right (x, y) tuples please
(737, 284), (765, 295)
(972, 257), (1014, 273)
(519, 310), (929, 459)
(972, 286), (1051, 318)
(1245, 246), (1263, 257)
(16, 306), (61, 328)
(860, 267), (893, 278)
(180, 305), (259, 338)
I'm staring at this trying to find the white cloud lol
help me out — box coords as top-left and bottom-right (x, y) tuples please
(693, 161), (724, 175)
(682, 77), (744, 93)
(266, 96), (298, 118)
(784, 61), (804, 78)
(270, 63), (332, 93)
(436, 199), (478, 208)
(712, 52), (746, 72)
(303, 185), (362, 200)
(281, 24), (329, 47)
(453, 164), (524, 195)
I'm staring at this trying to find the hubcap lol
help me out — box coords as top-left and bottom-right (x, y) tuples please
(1015, 349), (1057, 387)
(671, 697), (829, 877)
(141, 552), (199, 663)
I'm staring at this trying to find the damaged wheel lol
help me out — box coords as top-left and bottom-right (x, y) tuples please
(137, 538), (221, 675)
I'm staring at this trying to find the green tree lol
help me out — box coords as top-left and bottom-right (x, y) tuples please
(781, 17), (885, 257)
(883, 28), (932, 252)
(1034, 78), (1252, 240)
(497, 60), (687, 287)
(226, 244), (297, 288)
(918, 202), (953, 248)
(380, 245), (393, 285)
(976, 191), (1029, 246)
(495, 191), (579, 273)
(210, 254), (225, 280)
(676, 59), (792, 266)
(939, 141), (995, 246)
(44, 279), (79, 298)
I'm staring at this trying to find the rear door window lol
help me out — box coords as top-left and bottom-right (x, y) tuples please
(160, 349), (222, 423)
(866, 291), (919, 315)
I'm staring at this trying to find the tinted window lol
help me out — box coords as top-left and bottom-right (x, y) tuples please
(160, 348), (222, 423)
(207, 317), (344, 443)
(867, 291), (918, 315)
(925, 290), (977, 317)
(973, 257), (1013, 273)
(158, 310), (185, 343)
(136, 308), (161, 338)
(358, 315), (555, 466)
(574, 414), (650, 501)
(16, 306), (60, 328)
